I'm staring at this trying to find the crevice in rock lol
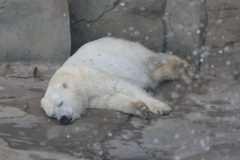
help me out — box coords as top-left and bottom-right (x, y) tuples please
(197, 0), (208, 72)
(210, 7), (240, 11)
(161, 0), (168, 53)
(70, 0), (121, 26)
(211, 38), (240, 49)
(224, 39), (240, 47)
(69, 17), (86, 27)
(0, 96), (19, 100)
(99, 115), (133, 160)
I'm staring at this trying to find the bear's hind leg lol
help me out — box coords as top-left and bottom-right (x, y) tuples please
(150, 59), (194, 84)
(89, 94), (151, 118)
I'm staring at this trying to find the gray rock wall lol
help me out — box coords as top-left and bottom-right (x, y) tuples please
(201, 0), (240, 80)
(0, 0), (239, 80)
(69, 0), (167, 54)
(0, 0), (70, 78)
(69, 0), (240, 80)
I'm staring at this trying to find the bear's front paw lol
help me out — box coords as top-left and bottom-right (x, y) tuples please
(132, 102), (151, 119)
(150, 102), (172, 115)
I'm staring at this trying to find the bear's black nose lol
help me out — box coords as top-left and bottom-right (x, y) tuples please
(59, 115), (72, 125)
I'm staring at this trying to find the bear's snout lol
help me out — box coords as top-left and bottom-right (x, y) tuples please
(59, 115), (72, 125)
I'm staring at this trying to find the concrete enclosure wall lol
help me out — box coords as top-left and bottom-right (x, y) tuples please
(69, 0), (240, 80)
(0, 0), (239, 80)
(0, 0), (70, 78)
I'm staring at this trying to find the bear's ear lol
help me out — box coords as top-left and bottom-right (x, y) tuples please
(41, 97), (47, 108)
(62, 83), (68, 89)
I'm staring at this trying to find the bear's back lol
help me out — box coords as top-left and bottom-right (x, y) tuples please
(63, 37), (154, 88)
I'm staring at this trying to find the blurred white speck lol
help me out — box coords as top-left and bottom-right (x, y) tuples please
(154, 138), (159, 143)
(219, 50), (223, 53)
(103, 117), (107, 121)
(63, 13), (66, 17)
(195, 74), (200, 79)
(107, 32), (112, 36)
(145, 36), (149, 40)
(108, 132), (112, 137)
(162, 59), (167, 64)
(174, 156), (181, 160)
(0, 86), (4, 90)
(120, 2), (125, 6)
(121, 134), (129, 140)
(178, 25), (184, 30)
(200, 139), (205, 147)
(174, 134), (179, 139)
(39, 142), (46, 146)
(192, 51), (198, 55)
(140, 7), (145, 11)
(67, 135), (70, 138)
(197, 30), (201, 34)
(136, 110), (141, 115)
(134, 31), (140, 36)
(176, 84), (181, 89)
(116, 112), (121, 118)
(128, 27), (134, 31)
(191, 129), (195, 134)
(189, 2), (196, 6)
(167, 32), (174, 37)
(171, 92), (179, 98)
(224, 46), (230, 51)
(122, 30), (127, 33)
(226, 61), (231, 65)
(204, 146), (210, 151)
(200, 58), (203, 62)
(197, 113), (201, 118)
(215, 19), (222, 25)
(87, 24), (90, 27)
(93, 130), (98, 135)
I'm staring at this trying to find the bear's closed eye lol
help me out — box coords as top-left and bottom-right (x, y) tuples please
(58, 101), (63, 107)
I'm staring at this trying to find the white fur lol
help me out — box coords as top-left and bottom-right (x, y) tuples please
(63, 37), (180, 88)
(41, 37), (192, 124)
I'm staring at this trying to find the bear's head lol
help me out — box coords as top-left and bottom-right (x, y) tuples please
(41, 82), (86, 125)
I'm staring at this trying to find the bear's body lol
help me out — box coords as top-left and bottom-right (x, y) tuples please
(41, 37), (194, 124)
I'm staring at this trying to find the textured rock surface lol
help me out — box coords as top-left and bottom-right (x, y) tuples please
(1, 76), (240, 160)
(201, 0), (240, 80)
(0, 0), (70, 78)
(69, 0), (167, 54)
(1, 0), (239, 80)
(69, 0), (240, 80)
(164, 0), (206, 69)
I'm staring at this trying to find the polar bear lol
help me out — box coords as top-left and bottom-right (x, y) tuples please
(41, 37), (194, 125)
